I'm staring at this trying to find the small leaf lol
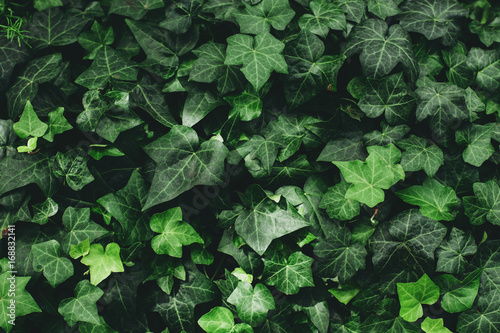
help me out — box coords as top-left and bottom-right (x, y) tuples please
(298, 0), (346, 38)
(227, 282), (275, 326)
(13, 101), (48, 139)
(32, 240), (73, 287)
(234, 0), (295, 34)
(436, 228), (477, 274)
(198, 307), (234, 332)
(421, 317), (452, 333)
(70, 239), (91, 259)
(397, 274), (440, 322)
(42, 107), (73, 142)
(80, 243), (125, 285)
(61, 207), (108, 254)
(320, 181), (360, 221)
(31, 197), (58, 225)
(58, 280), (103, 326)
(262, 251), (314, 295)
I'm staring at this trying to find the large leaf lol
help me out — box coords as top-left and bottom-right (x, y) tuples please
(143, 125), (229, 209)
(466, 48), (500, 92)
(227, 281), (275, 326)
(58, 280), (103, 327)
(456, 124), (494, 167)
(343, 19), (418, 81)
(457, 290), (500, 332)
(61, 207), (109, 254)
(397, 135), (444, 176)
(435, 270), (480, 313)
(234, 0), (295, 34)
(469, 240), (500, 294)
(262, 251), (314, 295)
(78, 21), (114, 60)
(32, 239), (73, 287)
(80, 243), (125, 286)
(436, 228), (477, 274)
(397, 274), (440, 322)
(225, 32), (288, 91)
(463, 181), (500, 226)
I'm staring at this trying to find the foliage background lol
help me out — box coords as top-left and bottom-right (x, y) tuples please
(0, 0), (500, 332)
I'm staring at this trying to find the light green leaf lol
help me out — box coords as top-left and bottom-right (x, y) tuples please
(31, 197), (58, 224)
(42, 107), (73, 142)
(436, 228), (477, 274)
(78, 21), (114, 60)
(32, 240), (73, 287)
(75, 46), (138, 89)
(343, 19), (418, 81)
(58, 280), (103, 326)
(80, 243), (125, 286)
(395, 178), (458, 221)
(397, 274), (440, 322)
(262, 251), (314, 295)
(198, 307), (235, 333)
(397, 135), (444, 176)
(150, 207), (203, 257)
(143, 126), (229, 209)
(421, 317), (452, 333)
(13, 100), (48, 139)
(109, 0), (164, 20)
(225, 32), (288, 91)
(227, 282), (275, 326)
(70, 239), (91, 259)
(17, 137), (38, 153)
(298, 0), (346, 38)
(61, 207), (108, 254)
(53, 151), (95, 191)
(456, 124), (494, 167)
(435, 270), (480, 314)
(34, 0), (63, 11)
(234, 0), (295, 34)
(329, 285), (360, 305)
(334, 144), (404, 207)
(320, 181), (360, 221)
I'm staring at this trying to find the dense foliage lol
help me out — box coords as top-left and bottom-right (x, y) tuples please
(1, 0), (500, 332)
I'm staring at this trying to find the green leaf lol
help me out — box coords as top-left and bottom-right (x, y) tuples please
(421, 317), (452, 333)
(333, 144), (404, 207)
(363, 122), (410, 146)
(436, 228), (477, 274)
(0, 37), (30, 93)
(32, 239), (73, 287)
(442, 42), (474, 88)
(190, 42), (245, 95)
(397, 135), (444, 176)
(53, 151), (95, 191)
(182, 84), (223, 127)
(366, 0), (400, 20)
(75, 46), (138, 89)
(284, 30), (345, 109)
(97, 170), (153, 245)
(225, 32), (288, 91)
(435, 270), (480, 313)
(42, 107), (73, 142)
(150, 207), (203, 257)
(469, 240), (500, 294)
(395, 177), (458, 221)
(470, 16), (500, 47)
(198, 307), (251, 333)
(317, 134), (365, 162)
(262, 251), (314, 295)
(343, 19), (418, 80)
(358, 72), (415, 124)
(397, 274), (440, 322)
(28, 8), (88, 51)
(58, 280), (103, 326)
(61, 207), (108, 254)
(314, 221), (367, 283)
(31, 197), (58, 224)
(456, 124), (494, 167)
(224, 85), (263, 121)
(159, 0), (201, 34)
(304, 301), (329, 333)
(298, 0), (346, 38)
(34, 0), (62, 11)
(361, 298), (420, 332)
(333, 0), (365, 23)
(0, 266), (41, 332)
(369, 209), (447, 272)
(13, 100), (48, 139)
(233, 185), (310, 255)
(109, 0), (164, 20)
(80, 243), (125, 286)
(78, 21), (114, 60)
(234, 0), (295, 34)
(464, 181), (500, 226)
(457, 290), (500, 332)
(227, 282), (275, 326)
(399, 0), (468, 45)
(143, 126), (229, 209)
(319, 181), (360, 221)
(7, 53), (62, 119)
(70, 239), (91, 259)
(466, 48), (500, 92)
(16, 136), (37, 153)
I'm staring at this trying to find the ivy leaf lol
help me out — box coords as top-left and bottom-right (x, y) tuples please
(284, 30), (345, 109)
(469, 240), (500, 294)
(397, 135), (444, 176)
(32, 240), (73, 287)
(228, 282), (275, 326)
(70, 239), (91, 259)
(225, 32), (288, 91)
(81, 243), (125, 286)
(190, 42), (245, 95)
(395, 178), (458, 221)
(0, 265), (41, 332)
(358, 72), (415, 124)
(317, 134), (365, 162)
(7, 53), (62, 119)
(75, 46), (138, 89)
(53, 151), (95, 191)
(58, 280), (104, 326)
(442, 42), (474, 88)
(78, 21), (114, 60)
(436, 228), (477, 274)
(333, 144), (404, 207)
(363, 122), (410, 146)
(234, 0), (295, 34)
(369, 209), (447, 272)
(109, 0), (164, 20)
(13, 100), (48, 139)
(333, 0), (365, 23)
(463, 181), (500, 226)
(150, 207), (203, 257)
(143, 125), (229, 209)
(399, 0), (468, 45)
(159, 0), (201, 34)
(61, 207), (109, 254)
(457, 290), (500, 332)
(224, 85), (264, 121)
(435, 270), (480, 313)
(361, 298), (420, 332)
(34, 0), (62, 11)
(421, 317), (452, 333)
(198, 306), (253, 333)
(343, 19), (418, 80)
(366, 0), (400, 20)
(415, 81), (467, 122)
(182, 83), (223, 127)
(262, 251), (314, 295)
(456, 124), (494, 167)
(0, 37), (29, 93)
(42, 107), (73, 142)
(28, 8), (88, 51)
(97, 170), (153, 245)
(319, 181), (360, 221)
(233, 185), (310, 255)
(298, 0), (346, 38)
(31, 197), (58, 224)
(466, 48), (500, 92)
(397, 274), (440, 322)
